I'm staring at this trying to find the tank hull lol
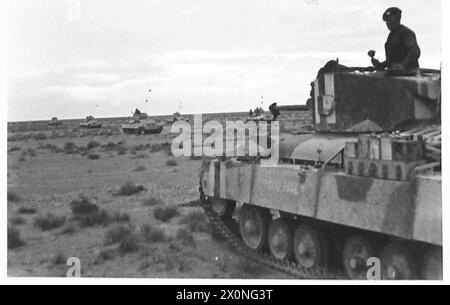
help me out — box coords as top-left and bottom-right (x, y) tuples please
(200, 159), (441, 247)
(142, 125), (164, 134)
(121, 124), (163, 135)
(48, 121), (62, 126)
(80, 122), (102, 129)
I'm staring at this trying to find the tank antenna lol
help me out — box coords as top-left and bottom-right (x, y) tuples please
(146, 89), (151, 115)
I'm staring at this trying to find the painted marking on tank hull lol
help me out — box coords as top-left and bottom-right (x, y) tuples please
(382, 183), (415, 238)
(335, 175), (374, 202)
(259, 177), (300, 195)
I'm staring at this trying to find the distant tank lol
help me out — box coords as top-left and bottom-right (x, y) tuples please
(122, 118), (164, 135)
(80, 115), (102, 129)
(246, 106), (267, 122)
(122, 109), (163, 135)
(48, 117), (62, 127)
(199, 61), (441, 280)
(171, 112), (190, 123)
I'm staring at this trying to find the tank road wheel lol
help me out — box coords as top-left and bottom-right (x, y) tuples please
(268, 218), (293, 261)
(210, 198), (236, 219)
(293, 224), (328, 269)
(422, 246), (443, 280)
(342, 235), (376, 280)
(380, 243), (416, 280)
(239, 204), (271, 251)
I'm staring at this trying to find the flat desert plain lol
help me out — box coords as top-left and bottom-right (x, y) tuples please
(7, 111), (311, 278)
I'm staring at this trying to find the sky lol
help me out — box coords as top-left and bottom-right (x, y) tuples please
(6, 0), (442, 121)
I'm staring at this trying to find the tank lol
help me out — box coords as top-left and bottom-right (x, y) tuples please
(172, 112), (190, 123)
(246, 107), (267, 122)
(48, 117), (62, 127)
(121, 109), (163, 135)
(198, 61), (441, 280)
(80, 115), (102, 129)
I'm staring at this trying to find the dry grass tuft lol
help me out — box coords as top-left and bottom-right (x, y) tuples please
(70, 195), (99, 216)
(17, 207), (37, 215)
(176, 227), (196, 248)
(87, 153), (101, 160)
(104, 225), (134, 246)
(116, 181), (145, 196)
(87, 141), (101, 149)
(143, 197), (164, 207)
(33, 213), (66, 231)
(51, 252), (67, 266)
(140, 224), (167, 243)
(63, 142), (78, 154)
(77, 209), (111, 227)
(165, 158), (178, 167)
(119, 234), (140, 254)
(60, 223), (77, 235)
(8, 226), (25, 249)
(133, 165), (146, 172)
(10, 216), (27, 226)
(7, 190), (21, 202)
(153, 206), (179, 222)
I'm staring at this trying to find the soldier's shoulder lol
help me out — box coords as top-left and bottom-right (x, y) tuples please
(400, 25), (416, 35)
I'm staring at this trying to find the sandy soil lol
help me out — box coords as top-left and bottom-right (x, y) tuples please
(7, 117), (299, 279)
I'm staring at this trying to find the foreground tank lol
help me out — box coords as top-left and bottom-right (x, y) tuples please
(80, 115), (102, 129)
(199, 63), (441, 280)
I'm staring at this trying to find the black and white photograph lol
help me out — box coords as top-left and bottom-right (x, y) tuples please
(2, 0), (447, 286)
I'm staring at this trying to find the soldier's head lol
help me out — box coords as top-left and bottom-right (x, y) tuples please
(383, 7), (402, 31)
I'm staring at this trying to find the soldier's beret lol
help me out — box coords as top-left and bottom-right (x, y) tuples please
(383, 7), (402, 20)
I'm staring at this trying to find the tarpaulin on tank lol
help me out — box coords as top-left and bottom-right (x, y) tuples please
(288, 134), (355, 163)
(315, 71), (440, 132)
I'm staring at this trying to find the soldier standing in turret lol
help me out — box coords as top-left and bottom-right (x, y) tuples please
(371, 7), (421, 72)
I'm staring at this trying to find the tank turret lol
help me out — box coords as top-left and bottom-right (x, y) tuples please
(311, 60), (440, 132)
(80, 115), (102, 129)
(48, 117), (62, 127)
(274, 61), (441, 164)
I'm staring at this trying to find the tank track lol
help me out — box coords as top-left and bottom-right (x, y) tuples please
(199, 185), (348, 280)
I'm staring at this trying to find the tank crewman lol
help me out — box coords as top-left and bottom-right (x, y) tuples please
(269, 103), (280, 120)
(371, 7), (421, 72)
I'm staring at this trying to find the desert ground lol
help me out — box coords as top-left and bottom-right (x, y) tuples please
(7, 111), (311, 278)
